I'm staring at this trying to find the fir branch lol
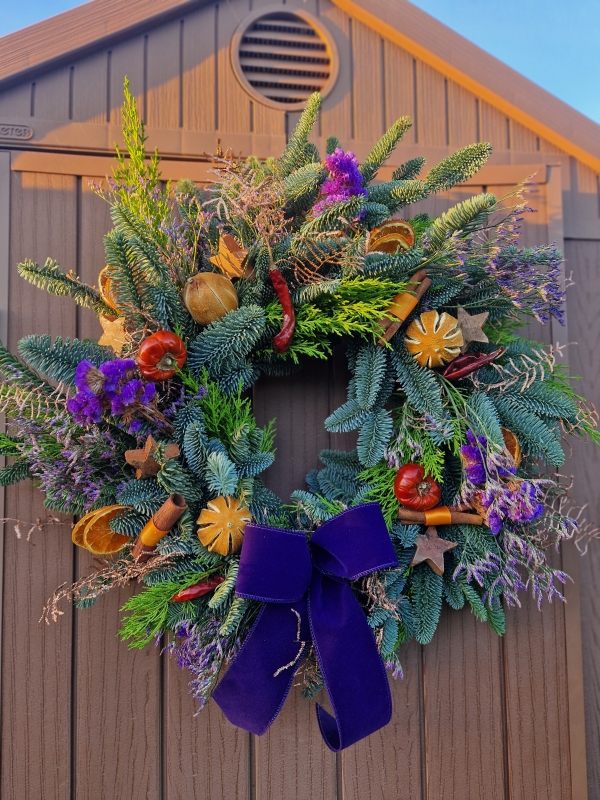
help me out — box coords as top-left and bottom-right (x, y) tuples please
(424, 193), (497, 252)
(392, 157), (426, 181)
(425, 143), (492, 194)
(17, 335), (112, 385)
(17, 259), (113, 316)
(0, 340), (47, 389)
(357, 409), (393, 467)
(278, 92), (322, 176)
(0, 459), (30, 486)
(360, 116), (412, 184)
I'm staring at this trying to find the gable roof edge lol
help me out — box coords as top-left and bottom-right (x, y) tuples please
(333, 0), (600, 174)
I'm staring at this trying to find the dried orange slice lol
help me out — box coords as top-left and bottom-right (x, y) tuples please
(405, 310), (463, 368)
(197, 496), (251, 556)
(98, 266), (118, 310)
(71, 510), (98, 548)
(367, 221), (415, 254)
(82, 504), (131, 555)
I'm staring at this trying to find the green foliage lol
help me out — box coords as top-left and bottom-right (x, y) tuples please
(359, 116), (412, 184)
(188, 306), (266, 380)
(411, 567), (443, 644)
(0, 459), (30, 486)
(266, 276), (407, 362)
(493, 394), (565, 466)
(278, 92), (322, 176)
(357, 461), (398, 530)
(392, 157), (426, 181)
(326, 136), (341, 155)
(284, 162), (326, 215)
(357, 409), (393, 466)
(208, 559), (239, 609)
(111, 78), (170, 234)
(390, 341), (445, 421)
(119, 570), (218, 648)
(424, 193), (497, 252)
(0, 340), (47, 388)
(425, 143), (492, 194)
(17, 259), (113, 316)
(299, 196), (366, 235)
(465, 393), (504, 450)
(18, 335), (112, 384)
(219, 596), (251, 636)
(204, 451), (239, 496)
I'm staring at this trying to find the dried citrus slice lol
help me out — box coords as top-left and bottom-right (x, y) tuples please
(98, 266), (118, 310)
(405, 310), (463, 368)
(71, 509), (99, 548)
(197, 496), (251, 556)
(367, 221), (415, 254)
(82, 504), (131, 555)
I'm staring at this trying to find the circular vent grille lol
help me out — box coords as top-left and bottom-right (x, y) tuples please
(231, 9), (339, 110)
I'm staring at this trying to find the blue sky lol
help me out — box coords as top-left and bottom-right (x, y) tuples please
(1, 0), (599, 124)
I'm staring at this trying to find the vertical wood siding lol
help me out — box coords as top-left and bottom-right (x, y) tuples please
(0, 0), (598, 795)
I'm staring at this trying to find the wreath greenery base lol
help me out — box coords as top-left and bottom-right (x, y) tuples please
(0, 85), (596, 734)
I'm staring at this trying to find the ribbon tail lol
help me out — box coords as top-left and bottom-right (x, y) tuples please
(213, 598), (310, 736)
(309, 574), (392, 752)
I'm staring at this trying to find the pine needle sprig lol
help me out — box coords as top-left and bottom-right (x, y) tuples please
(17, 259), (114, 316)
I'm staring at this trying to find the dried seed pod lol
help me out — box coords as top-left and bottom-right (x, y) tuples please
(183, 272), (239, 325)
(405, 310), (463, 368)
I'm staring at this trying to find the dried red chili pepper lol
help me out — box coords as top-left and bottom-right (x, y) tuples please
(441, 347), (504, 381)
(137, 331), (187, 381)
(269, 269), (296, 353)
(171, 576), (225, 603)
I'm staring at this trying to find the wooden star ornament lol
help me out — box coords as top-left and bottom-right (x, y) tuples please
(209, 234), (248, 279)
(125, 435), (180, 479)
(410, 526), (457, 575)
(98, 315), (128, 355)
(456, 306), (489, 353)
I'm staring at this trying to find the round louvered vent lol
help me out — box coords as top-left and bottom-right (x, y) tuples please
(231, 9), (339, 110)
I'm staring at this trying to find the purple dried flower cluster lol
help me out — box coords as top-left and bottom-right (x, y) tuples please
(484, 205), (566, 324)
(313, 148), (367, 216)
(166, 618), (231, 709)
(460, 430), (543, 534)
(67, 359), (155, 432)
(8, 395), (123, 512)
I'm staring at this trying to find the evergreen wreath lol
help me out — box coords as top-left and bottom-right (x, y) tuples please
(1, 83), (597, 748)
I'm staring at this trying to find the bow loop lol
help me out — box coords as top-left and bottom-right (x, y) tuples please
(310, 503), (397, 580)
(236, 525), (312, 603)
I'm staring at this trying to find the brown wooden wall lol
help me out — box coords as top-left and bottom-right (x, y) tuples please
(0, 1), (599, 797)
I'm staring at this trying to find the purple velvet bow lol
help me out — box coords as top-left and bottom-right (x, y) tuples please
(213, 503), (399, 751)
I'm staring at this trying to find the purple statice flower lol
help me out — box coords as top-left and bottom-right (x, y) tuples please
(67, 358), (156, 427)
(483, 205), (566, 325)
(460, 430), (487, 484)
(480, 480), (545, 535)
(313, 148), (367, 216)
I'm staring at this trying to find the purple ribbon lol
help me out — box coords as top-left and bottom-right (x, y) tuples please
(213, 503), (399, 751)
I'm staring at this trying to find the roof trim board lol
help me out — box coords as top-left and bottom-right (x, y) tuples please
(0, 0), (212, 89)
(0, 0), (598, 173)
(332, 0), (600, 173)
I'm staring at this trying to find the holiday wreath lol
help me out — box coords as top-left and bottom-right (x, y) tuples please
(0, 85), (597, 750)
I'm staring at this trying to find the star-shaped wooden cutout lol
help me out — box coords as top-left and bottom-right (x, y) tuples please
(410, 526), (457, 575)
(209, 234), (248, 279)
(125, 435), (180, 479)
(456, 306), (489, 353)
(98, 315), (128, 355)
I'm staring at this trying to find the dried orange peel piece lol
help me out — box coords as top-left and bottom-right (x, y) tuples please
(81, 504), (131, 554)
(405, 310), (463, 368)
(197, 496), (252, 556)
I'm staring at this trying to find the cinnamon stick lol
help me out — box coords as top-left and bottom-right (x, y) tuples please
(397, 507), (484, 526)
(132, 493), (188, 563)
(377, 270), (432, 345)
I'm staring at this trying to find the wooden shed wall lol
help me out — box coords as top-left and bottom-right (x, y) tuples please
(0, 1), (598, 797)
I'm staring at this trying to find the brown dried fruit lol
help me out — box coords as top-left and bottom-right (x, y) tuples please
(183, 272), (239, 326)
